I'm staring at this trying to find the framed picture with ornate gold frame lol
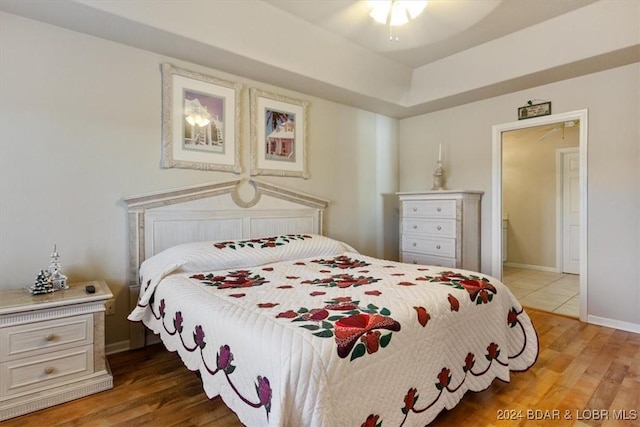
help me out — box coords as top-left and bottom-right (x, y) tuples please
(161, 63), (242, 172)
(250, 88), (309, 179)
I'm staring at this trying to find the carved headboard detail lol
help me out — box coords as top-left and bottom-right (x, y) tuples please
(123, 178), (328, 348)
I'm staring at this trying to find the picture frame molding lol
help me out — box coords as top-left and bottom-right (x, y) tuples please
(161, 63), (242, 173)
(250, 88), (309, 179)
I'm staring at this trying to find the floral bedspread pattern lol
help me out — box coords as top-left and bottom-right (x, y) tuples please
(129, 235), (538, 427)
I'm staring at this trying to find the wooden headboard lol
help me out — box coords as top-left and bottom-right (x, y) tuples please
(123, 178), (328, 348)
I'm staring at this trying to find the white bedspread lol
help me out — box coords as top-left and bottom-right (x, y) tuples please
(129, 235), (538, 426)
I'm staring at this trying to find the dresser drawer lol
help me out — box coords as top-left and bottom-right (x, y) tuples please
(401, 252), (457, 268)
(0, 345), (94, 398)
(402, 218), (456, 238)
(402, 236), (456, 258)
(403, 200), (456, 218)
(0, 314), (93, 361)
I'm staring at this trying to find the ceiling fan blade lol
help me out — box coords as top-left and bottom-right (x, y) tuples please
(538, 127), (561, 141)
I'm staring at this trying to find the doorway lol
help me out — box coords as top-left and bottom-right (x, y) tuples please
(491, 110), (588, 321)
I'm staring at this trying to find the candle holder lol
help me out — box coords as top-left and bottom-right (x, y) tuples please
(432, 160), (445, 191)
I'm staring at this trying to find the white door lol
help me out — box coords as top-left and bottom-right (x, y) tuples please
(562, 151), (580, 274)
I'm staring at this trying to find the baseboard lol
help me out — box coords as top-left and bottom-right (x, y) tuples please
(588, 315), (640, 334)
(503, 262), (558, 273)
(105, 335), (162, 355)
(105, 340), (130, 355)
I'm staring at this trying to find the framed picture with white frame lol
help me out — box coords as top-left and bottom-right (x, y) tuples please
(161, 63), (242, 173)
(250, 88), (309, 179)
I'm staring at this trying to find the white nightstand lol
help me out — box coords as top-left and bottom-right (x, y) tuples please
(0, 280), (114, 421)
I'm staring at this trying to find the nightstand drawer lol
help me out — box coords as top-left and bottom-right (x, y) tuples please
(0, 314), (93, 361)
(401, 252), (457, 268)
(402, 236), (456, 257)
(0, 345), (94, 398)
(402, 219), (456, 237)
(403, 200), (456, 218)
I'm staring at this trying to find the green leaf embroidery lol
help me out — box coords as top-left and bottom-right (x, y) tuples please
(380, 333), (392, 348)
(350, 343), (366, 361)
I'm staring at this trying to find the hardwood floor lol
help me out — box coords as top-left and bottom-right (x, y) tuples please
(4, 309), (639, 426)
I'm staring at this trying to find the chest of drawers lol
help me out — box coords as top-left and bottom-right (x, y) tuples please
(398, 191), (483, 271)
(0, 281), (113, 421)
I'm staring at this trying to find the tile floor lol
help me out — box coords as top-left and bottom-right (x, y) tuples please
(501, 266), (579, 318)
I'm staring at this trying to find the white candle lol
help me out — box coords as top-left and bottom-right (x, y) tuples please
(438, 143), (442, 162)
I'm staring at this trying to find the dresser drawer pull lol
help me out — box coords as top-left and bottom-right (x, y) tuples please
(412, 261), (417, 264)
(412, 242), (417, 247)
(436, 226), (442, 231)
(436, 245), (441, 250)
(412, 225), (418, 229)
(45, 333), (56, 342)
(413, 207), (418, 212)
(44, 367), (56, 375)
(437, 207), (442, 212)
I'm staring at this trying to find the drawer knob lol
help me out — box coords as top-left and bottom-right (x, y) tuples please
(412, 261), (417, 264)
(45, 334), (56, 342)
(413, 207), (418, 212)
(412, 242), (417, 247)
(436, 245), (441, 249)
(436, 225), (442, 231)
(44, 367), (55, 375)
(412, 225), (418, 229)
(437, 207), (442, 212)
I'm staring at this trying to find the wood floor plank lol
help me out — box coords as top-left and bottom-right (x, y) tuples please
(3, 309), (638, 426)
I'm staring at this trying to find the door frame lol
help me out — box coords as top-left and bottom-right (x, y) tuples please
(491, 109), (588, 321)
(556, 147), (579, 274)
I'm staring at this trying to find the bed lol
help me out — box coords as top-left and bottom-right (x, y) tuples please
(124, 180), (538, 426)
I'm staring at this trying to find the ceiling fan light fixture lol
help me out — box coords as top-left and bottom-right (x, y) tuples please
(369, 0), (427, 26)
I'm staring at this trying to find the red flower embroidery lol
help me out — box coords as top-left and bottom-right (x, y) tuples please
(310, 291), (326, 297)
(364, 290), (382, 296)
(414, 306), (430, 327)
(325, 302), (358, 311)
(228, 293), (245, 298)
(277, 285), (293, 289)
(448, 294), (460, 311)
(361, 414), (380, 427)
(276, 310), (298, 319)
(403, 388), (418, 413)
(436, 367), (451, 390)
(508, 308), (519, 326)
(397, 281), (416, 286)
(334, 313), (401, 358)
(464, 352), (475, 372)
(459, 279), (497, 303)
(360, 330), (382, 354)
(486, 342), (500, 360)
(257, 303), (279, 308)
(301, 308), (329, 321)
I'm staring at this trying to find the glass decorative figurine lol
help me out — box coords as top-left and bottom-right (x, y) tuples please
(432, 160), (445, 191)
(432, 143), (446, 191)
(48, 245), (69, 290)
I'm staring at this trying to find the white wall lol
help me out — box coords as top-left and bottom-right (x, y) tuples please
(399, 63), (640, 330)
(0, 12), (399, 346)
